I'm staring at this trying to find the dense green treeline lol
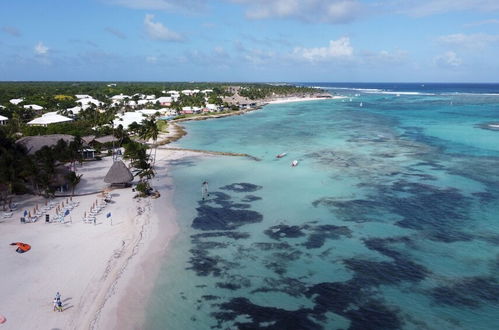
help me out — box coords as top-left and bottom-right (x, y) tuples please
(238, 84), (319, 100)
(0, 81), (319, 106)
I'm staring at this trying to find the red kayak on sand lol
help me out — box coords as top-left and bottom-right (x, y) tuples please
(10, 242), (31, 253)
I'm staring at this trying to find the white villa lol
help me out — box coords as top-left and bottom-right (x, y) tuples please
(9, 98), (24, 105)
(113, 111), (147, 130)
(111, 94), (131, 101)
(27, 112), (73, 126)
(66, 106), (83, 116)
(156, 96), (173, 106)
(75, 94), (92, 99)
(76, 97), (103, 109)
(0, 115), (8, 125)
(23, 104), (44, 111)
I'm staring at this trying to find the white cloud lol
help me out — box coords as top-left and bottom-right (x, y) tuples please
(293, 37), (353, 62)
(438, 33), (499, 49)
(34, 42), (49, 55)
(144, 14), (183, 41)
(230, 0), (363, 24)
(434, 51), (462, 67)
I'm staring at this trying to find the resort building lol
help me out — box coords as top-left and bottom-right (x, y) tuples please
(9, 98), (24, 105)
(27, 112), (73, 126)
(76, 97), (103, 109)
(113, 111), (147, 129)
(16, 134), (75, 154)
(111, 94), (131, 101)
(0, 115), (8, 125)
(156, 96), (172, 106)
(66, 106), (83, 116)
(75, 94), (92, 99)
(181, 106), (202, 114)
(23, 104), (44, 111)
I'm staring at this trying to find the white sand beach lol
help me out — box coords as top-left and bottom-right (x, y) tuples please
(0, 148), (193, 330)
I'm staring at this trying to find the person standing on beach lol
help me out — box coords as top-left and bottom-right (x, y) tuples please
(57, 299), (63, 312)
(53, 298), (58, 312)
(202, 181), (209, 200)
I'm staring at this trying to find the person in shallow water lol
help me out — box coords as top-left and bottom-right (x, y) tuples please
(202, 181), (209, 200)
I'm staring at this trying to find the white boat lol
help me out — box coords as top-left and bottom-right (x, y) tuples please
(291, 160), (298, 167)
(360, 102), (363, 107)
(276, 152), (287, 159)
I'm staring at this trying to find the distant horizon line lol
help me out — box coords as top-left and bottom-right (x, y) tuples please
(0, 81), (499, 84)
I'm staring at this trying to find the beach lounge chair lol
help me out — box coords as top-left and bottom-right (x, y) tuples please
(2, 212), (13, 218)
(84, 216), (96, 224)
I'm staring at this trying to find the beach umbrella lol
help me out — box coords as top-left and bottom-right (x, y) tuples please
(28, 211), (31, 218)
(84, 211), (87, 218)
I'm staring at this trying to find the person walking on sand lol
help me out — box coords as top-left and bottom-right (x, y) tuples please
(57, 299), (63, 312)
(202, 181), (209, 200)
(53, 298), (58, 312)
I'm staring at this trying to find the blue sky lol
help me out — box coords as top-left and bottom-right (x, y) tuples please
(1, 0), (499, 82)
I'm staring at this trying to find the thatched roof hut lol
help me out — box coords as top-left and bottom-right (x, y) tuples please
(104, 160), (133, 185)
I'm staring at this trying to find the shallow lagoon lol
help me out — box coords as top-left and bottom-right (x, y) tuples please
(147, 87), (499, 330)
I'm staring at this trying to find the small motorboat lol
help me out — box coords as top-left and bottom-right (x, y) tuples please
(276, 152), (287, 159)
(291, 160), (298, 167)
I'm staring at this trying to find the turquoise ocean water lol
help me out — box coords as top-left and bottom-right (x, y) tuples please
(146, 84), (499, 329)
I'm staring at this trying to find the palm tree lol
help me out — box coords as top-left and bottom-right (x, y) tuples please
(66, 171), (83, 196)
(0, 130), (32, 206)
(139, 117), (159, 168)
